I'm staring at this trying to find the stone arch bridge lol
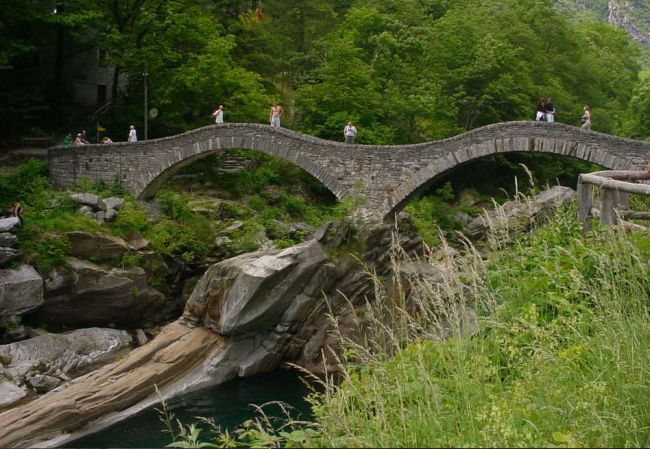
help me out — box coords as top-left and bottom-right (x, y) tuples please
(49, 122), (650, 221)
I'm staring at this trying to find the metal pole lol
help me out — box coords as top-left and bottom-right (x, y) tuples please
(143, 63), (148, 140)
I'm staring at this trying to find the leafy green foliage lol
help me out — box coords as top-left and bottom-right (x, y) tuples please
(405, 182), (463, 246)
(311, 209), (650, 447)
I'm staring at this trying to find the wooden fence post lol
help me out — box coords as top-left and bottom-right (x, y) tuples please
(600, 187), (617, 226)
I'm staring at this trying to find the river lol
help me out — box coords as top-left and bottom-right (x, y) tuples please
(66, 369), (313, 448)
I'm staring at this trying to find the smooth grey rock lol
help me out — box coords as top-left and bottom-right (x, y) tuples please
(184, 240), (326, 336)
(0, 247), (19, 265)
(0, 217), (20, 233)
(44, 268), (69, 292)
(67, 231), (131, 261)
(0, 233), (18, 248)
(126, 234), (149, 251)
(217, 220), (244, 237)
(92, 211), (106, 222)
(79, 205), (94, 217)
(70, 193), (107, 211)
(32, 258), (165, 328)
(536, 185), (575, 207)
(134, 329), (148, 346)
(0, 328), (132, 388)
(466, 186), (576, 239)
(103, 197), (124, 211)
(27, 374), (62, 393)
(0, 265), (43, 318)
(104, 208), (118, 222)
(0, 379), (27, 408)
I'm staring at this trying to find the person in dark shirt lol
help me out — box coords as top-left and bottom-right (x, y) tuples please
(535, 97), (545, 121)
(544, 97), (555, 122)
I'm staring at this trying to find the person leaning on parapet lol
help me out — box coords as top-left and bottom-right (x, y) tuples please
(101, 136), (113, 144)
(535, 97), (546, 121)
(344, 121), (357, 144)
(270, 102), (283, 128)
(545, 97), (556, 122)
(73, 133), (85, 145)
(581, 105), (591, 130)
(212, 104), (224, 124)
(128, 125), (138, 142)
(63, 133), (73, 147)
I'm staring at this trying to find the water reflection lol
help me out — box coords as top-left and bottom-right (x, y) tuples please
(67, 369), (313, 449)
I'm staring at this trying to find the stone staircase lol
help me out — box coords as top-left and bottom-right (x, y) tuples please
(215, 154), (252, 174)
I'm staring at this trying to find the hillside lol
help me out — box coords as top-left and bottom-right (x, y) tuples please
(555, 0), (650, 64)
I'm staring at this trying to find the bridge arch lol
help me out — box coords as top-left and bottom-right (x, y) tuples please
(378, 123), (650, 220)
(135, 128), (346, 200)
(48, 122), (650, 222)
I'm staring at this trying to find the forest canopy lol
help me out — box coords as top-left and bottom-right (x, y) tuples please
(0, 0), (647, 142)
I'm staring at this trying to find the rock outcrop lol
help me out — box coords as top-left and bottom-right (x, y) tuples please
(28, 258), (165, 328)
(0, 322), (223, 448)
(70, 194), (124, 223)
(0, 221), (21, 269)
(67, 231), (131, 262)
(0, 328), (132, 406)
(0, 265), (43, 322)
(184, 240), (327, 335)
(465, 186), (575, 241)
(0, 217), (422, 448)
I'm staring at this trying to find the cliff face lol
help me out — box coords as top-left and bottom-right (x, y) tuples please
(608, 1), (650, 45)
(553, 0), (650, 63)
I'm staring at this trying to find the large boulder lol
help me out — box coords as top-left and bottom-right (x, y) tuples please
(103, 197), (124, 211)
(0, 328), (132, 397)
(28, 258), (165, 328)
(184, 240), (327, 336)
(0, 379), (27, 408)
(0, 265), (43, 320)
(70, 193), (107, 211)
(67, 231), (131, 262)
(0, 217), (20, 233)
(465, 186), (576, 240)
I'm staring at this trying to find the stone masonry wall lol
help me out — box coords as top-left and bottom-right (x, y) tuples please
(49, 122), (650, 220)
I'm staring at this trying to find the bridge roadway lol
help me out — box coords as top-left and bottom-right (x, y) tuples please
(48, 121), (650, 221)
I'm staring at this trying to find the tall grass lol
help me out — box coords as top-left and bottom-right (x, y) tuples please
(160, 194), (650, 448)
(311, 206), (650, 447)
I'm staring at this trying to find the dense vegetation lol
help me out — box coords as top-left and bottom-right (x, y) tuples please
(1, 0), (649, 143)
(308, 213), (650, 447)
(0, 155), (351, 282)
(171, 205), (650, 448)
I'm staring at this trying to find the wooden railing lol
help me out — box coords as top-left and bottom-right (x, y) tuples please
(577, 170), (650, 233)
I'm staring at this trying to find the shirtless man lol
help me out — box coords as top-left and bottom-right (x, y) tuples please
(270, 102), (283, 128)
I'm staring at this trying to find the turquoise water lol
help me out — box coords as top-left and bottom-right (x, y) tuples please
(66, 370), (313, 448)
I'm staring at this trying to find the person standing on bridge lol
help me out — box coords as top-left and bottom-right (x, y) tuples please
(544, 97), (556, 122)
(344, 122), (357, 144)
(535, 97), (546, 121)
(270, 102), (283, 128)
(581, 106), (591, 130)
(128, 125), (138, 142)
(212, 105), (224, 124)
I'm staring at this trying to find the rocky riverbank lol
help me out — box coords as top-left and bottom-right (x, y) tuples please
(0, 185), (575, 447)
